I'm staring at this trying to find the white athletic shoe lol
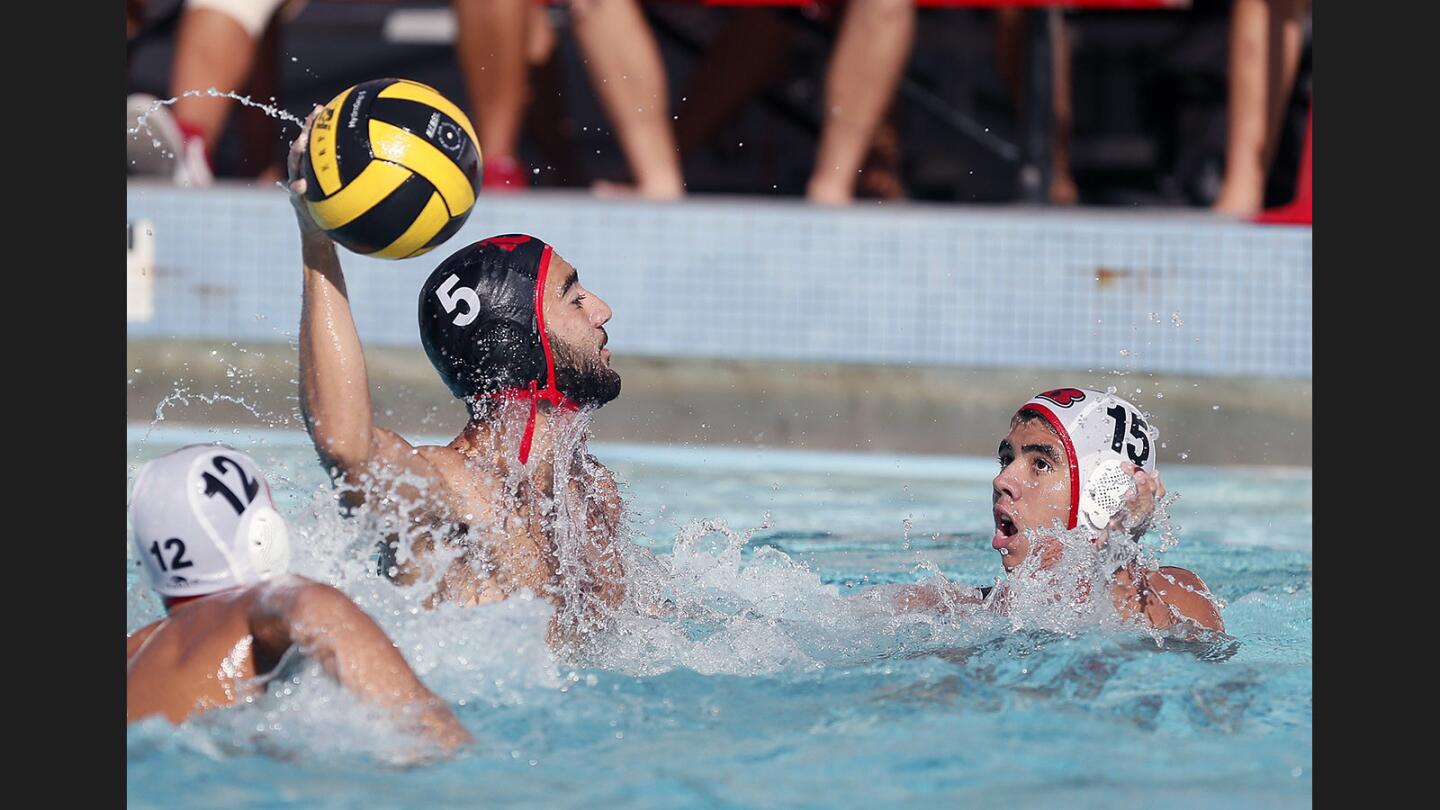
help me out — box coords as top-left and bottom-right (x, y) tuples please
(173, 131), (214, 188)
(126, 93), (213, 187)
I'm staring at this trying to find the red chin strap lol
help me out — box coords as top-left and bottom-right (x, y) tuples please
(161, 585), (245, 612)
(161, 594), (203, 612)
(485, 243), (581, 464)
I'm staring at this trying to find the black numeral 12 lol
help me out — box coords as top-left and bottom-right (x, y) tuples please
(148, 538), (194, 572)
(202, 456), (260, 515)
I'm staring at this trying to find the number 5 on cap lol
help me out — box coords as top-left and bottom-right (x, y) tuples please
(436, 274), (480, 326)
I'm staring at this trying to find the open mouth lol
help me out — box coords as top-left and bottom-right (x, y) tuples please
(993, 507), (1018, 550)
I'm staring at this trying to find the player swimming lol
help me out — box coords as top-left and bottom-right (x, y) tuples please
(868, 388), (1224, 636)
(126, 444), (471, 750)
(286, 110), (628, 641)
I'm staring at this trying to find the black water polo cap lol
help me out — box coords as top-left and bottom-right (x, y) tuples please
(418, 234), (579, 463)
(418, 234), (553, 400)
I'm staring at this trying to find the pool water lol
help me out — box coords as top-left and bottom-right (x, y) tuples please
(126, 425), (1311, 808)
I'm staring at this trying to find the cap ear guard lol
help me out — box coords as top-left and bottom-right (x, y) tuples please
(237, 504), (291, 581)
(1018, 388), (1160, 533)
(1078, 458), (1134, 531)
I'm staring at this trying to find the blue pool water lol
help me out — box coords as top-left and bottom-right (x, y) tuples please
(127, 425), (1311, 808)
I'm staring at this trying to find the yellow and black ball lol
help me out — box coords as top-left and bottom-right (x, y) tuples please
(303, 78), (482, 260)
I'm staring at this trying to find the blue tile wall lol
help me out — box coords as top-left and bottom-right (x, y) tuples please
(127, 185), (1311, 379)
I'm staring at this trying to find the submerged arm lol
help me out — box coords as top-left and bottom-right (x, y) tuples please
(250, 580), (473, 750)
(855, 578), (985, 616)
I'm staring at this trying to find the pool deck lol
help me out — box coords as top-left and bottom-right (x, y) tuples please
(128, 339), (1310, 467)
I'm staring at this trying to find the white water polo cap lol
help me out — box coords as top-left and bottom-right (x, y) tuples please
(129, 445), (292, 598)
(1017, 388), (1159, 532)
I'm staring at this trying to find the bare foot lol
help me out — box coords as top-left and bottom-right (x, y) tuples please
(1213, 174), (1264, 216)
(806, 179), (853, 206)
(1049, 170), (1079, 206)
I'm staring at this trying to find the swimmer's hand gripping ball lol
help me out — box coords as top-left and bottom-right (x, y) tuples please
(302, 78), (482, 259)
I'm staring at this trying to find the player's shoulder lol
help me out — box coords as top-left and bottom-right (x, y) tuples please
(258, 575), (359, 619)
(1147, 566), (1224, 632)
(416, 442), (465, 465)
(1151, 566), (1209, 592)
(126, 620), (164, 658)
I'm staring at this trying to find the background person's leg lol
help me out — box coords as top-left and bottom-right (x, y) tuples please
(1214, 0), (1307, 214)
(995, 7), (1076, 205)
(454, 0), (532, 190)
(1047, 12), (1076, 205)
(674, 9), (793, 158)
(570, 0), (684, 199)
(168, 0), (285, 184)
(807, 0), (915, 205)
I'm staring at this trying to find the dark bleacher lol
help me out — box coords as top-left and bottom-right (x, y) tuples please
(126, 0), (1310, 207)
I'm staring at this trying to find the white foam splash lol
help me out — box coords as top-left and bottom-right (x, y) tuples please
(127, 89), (303, 144)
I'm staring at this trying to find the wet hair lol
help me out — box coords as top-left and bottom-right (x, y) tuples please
(1013, 407), (1058, 433)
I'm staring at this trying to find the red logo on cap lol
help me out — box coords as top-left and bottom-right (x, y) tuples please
(1036, 388), (1086, 408)
(478, 235), (531, 252)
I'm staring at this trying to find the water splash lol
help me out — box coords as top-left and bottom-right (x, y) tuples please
(130, 384), (288, 474)
(988, 492), (1225, 646)
(127, 366), (1234, 768)
(127, 89), (304, 156)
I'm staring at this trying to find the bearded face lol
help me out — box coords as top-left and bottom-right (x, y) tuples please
(550, 331), (622, 407)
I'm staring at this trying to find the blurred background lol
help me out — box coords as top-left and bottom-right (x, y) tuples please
(126, 0), (1312, 467)
(126, 0), (1312, 209)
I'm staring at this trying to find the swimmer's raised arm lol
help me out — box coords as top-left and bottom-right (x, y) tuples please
(287, 109), (442, 493)
(1094, 466), (1225, 634)
(248, 579), (473, 750)
(1099, 464), (1167, 543)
